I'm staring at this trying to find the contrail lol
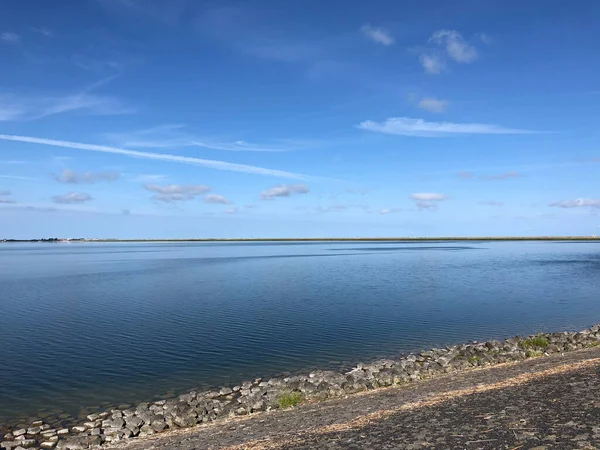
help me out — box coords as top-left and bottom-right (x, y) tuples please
(0, 134), (308, 179)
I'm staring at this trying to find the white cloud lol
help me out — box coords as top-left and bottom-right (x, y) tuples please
(0, 134), (310, 179)
(357, 117), (534, 137)
(0, 190), (11, 196)
(430, 30), (478, 63)
(144, 184), (211, 202)
(52, 192), (93, 204)
(204, 194), (231, 204)
(410, 193), (448, 210)
(53, 169), (120, 184)
(410, 193), (448, 201)
(225, 208), (238, 214)
(550, 198), (600, 208)
(418, 30), (480, 74)
(361, 24), (394, 46)
(418, 97), (448, 113)
(1, 32), (20, 43)
(419, 54), (445, 74)
(380, 208), (401, 215)
(261, 184), (309, 200)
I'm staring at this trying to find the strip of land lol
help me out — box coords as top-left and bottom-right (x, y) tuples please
(2, 236), (600, 243)
(107, 347), (600, 450)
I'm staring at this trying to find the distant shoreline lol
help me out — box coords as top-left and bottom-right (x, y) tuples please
(1, 236), (600, 243)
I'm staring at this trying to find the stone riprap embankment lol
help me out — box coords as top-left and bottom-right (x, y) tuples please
(2, 325), (600, 450)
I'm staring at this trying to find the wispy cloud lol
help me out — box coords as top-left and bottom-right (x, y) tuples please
(245, 39), (322, 63)
(105, 125), (289, 152)
(0, 175), (38, 181)
(419, 54), (445, 74)
(1, 32), (21, 44)
(97, 0), (189, 26)
(430, 30), (478, 63)
(31, 27), (53, 37)
(550, 198), (600, 208)
(129, 174), (168, 183)
(482, 171), (523, 180)
(418, 30), (480, 74)
(0, 75), (133, 121)
(457, 171), (474, 179)
(480, 201), (504, 207)
(477, 33), (492, 44)
(0, 190), (14, 204)
(0, 134), (310, 179)
(380, 208), (402, 215)
(345, 187), (369, 195)
(53, 168), (120, 184)
(204, 194), (231, 204)
(410, 192), (448, 210)
(261, 184), (309, 200)
(0, 160), (26, 164)
(144, 184), (211, 202)
(52, 192), (93, 204)
(358, 117), (535, 137)
(418, 97), (448, 113)
(361, 24), (394, 46)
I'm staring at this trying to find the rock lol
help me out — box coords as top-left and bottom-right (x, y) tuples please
(1, 440), (35, 449)
(3, 434), (13, 440)
(1, 442), (22, 450)
(40, 442), (57, 449)
(12, 430), (26, 438)
(102, 417), (125, 429)
(219, 387), (233, 396)
(150, 421), (166, 433)
(70, 426), (87, 433)
(56, 429), (69, 436)
(124, 416), (143, 428)
(40, 424), (51, 431)
(136, 402), (149, 414)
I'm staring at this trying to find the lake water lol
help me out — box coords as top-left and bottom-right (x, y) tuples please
(1, 240), (599, 426)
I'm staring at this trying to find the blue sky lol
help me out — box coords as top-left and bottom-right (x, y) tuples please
(0, 0), (598, 238)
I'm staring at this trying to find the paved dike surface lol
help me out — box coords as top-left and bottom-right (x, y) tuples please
(107, 347), (600, 450)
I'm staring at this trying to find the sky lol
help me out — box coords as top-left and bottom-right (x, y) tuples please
(0, 0), (599, 238)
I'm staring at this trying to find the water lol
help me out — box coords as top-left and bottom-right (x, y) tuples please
(0, 240), (599, 426)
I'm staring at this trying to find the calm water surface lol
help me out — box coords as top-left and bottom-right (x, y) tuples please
(1, 241), (599, 425)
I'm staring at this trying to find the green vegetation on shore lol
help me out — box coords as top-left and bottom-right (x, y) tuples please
(520, 336), (550, 349)
(277, 391), (304, 409)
